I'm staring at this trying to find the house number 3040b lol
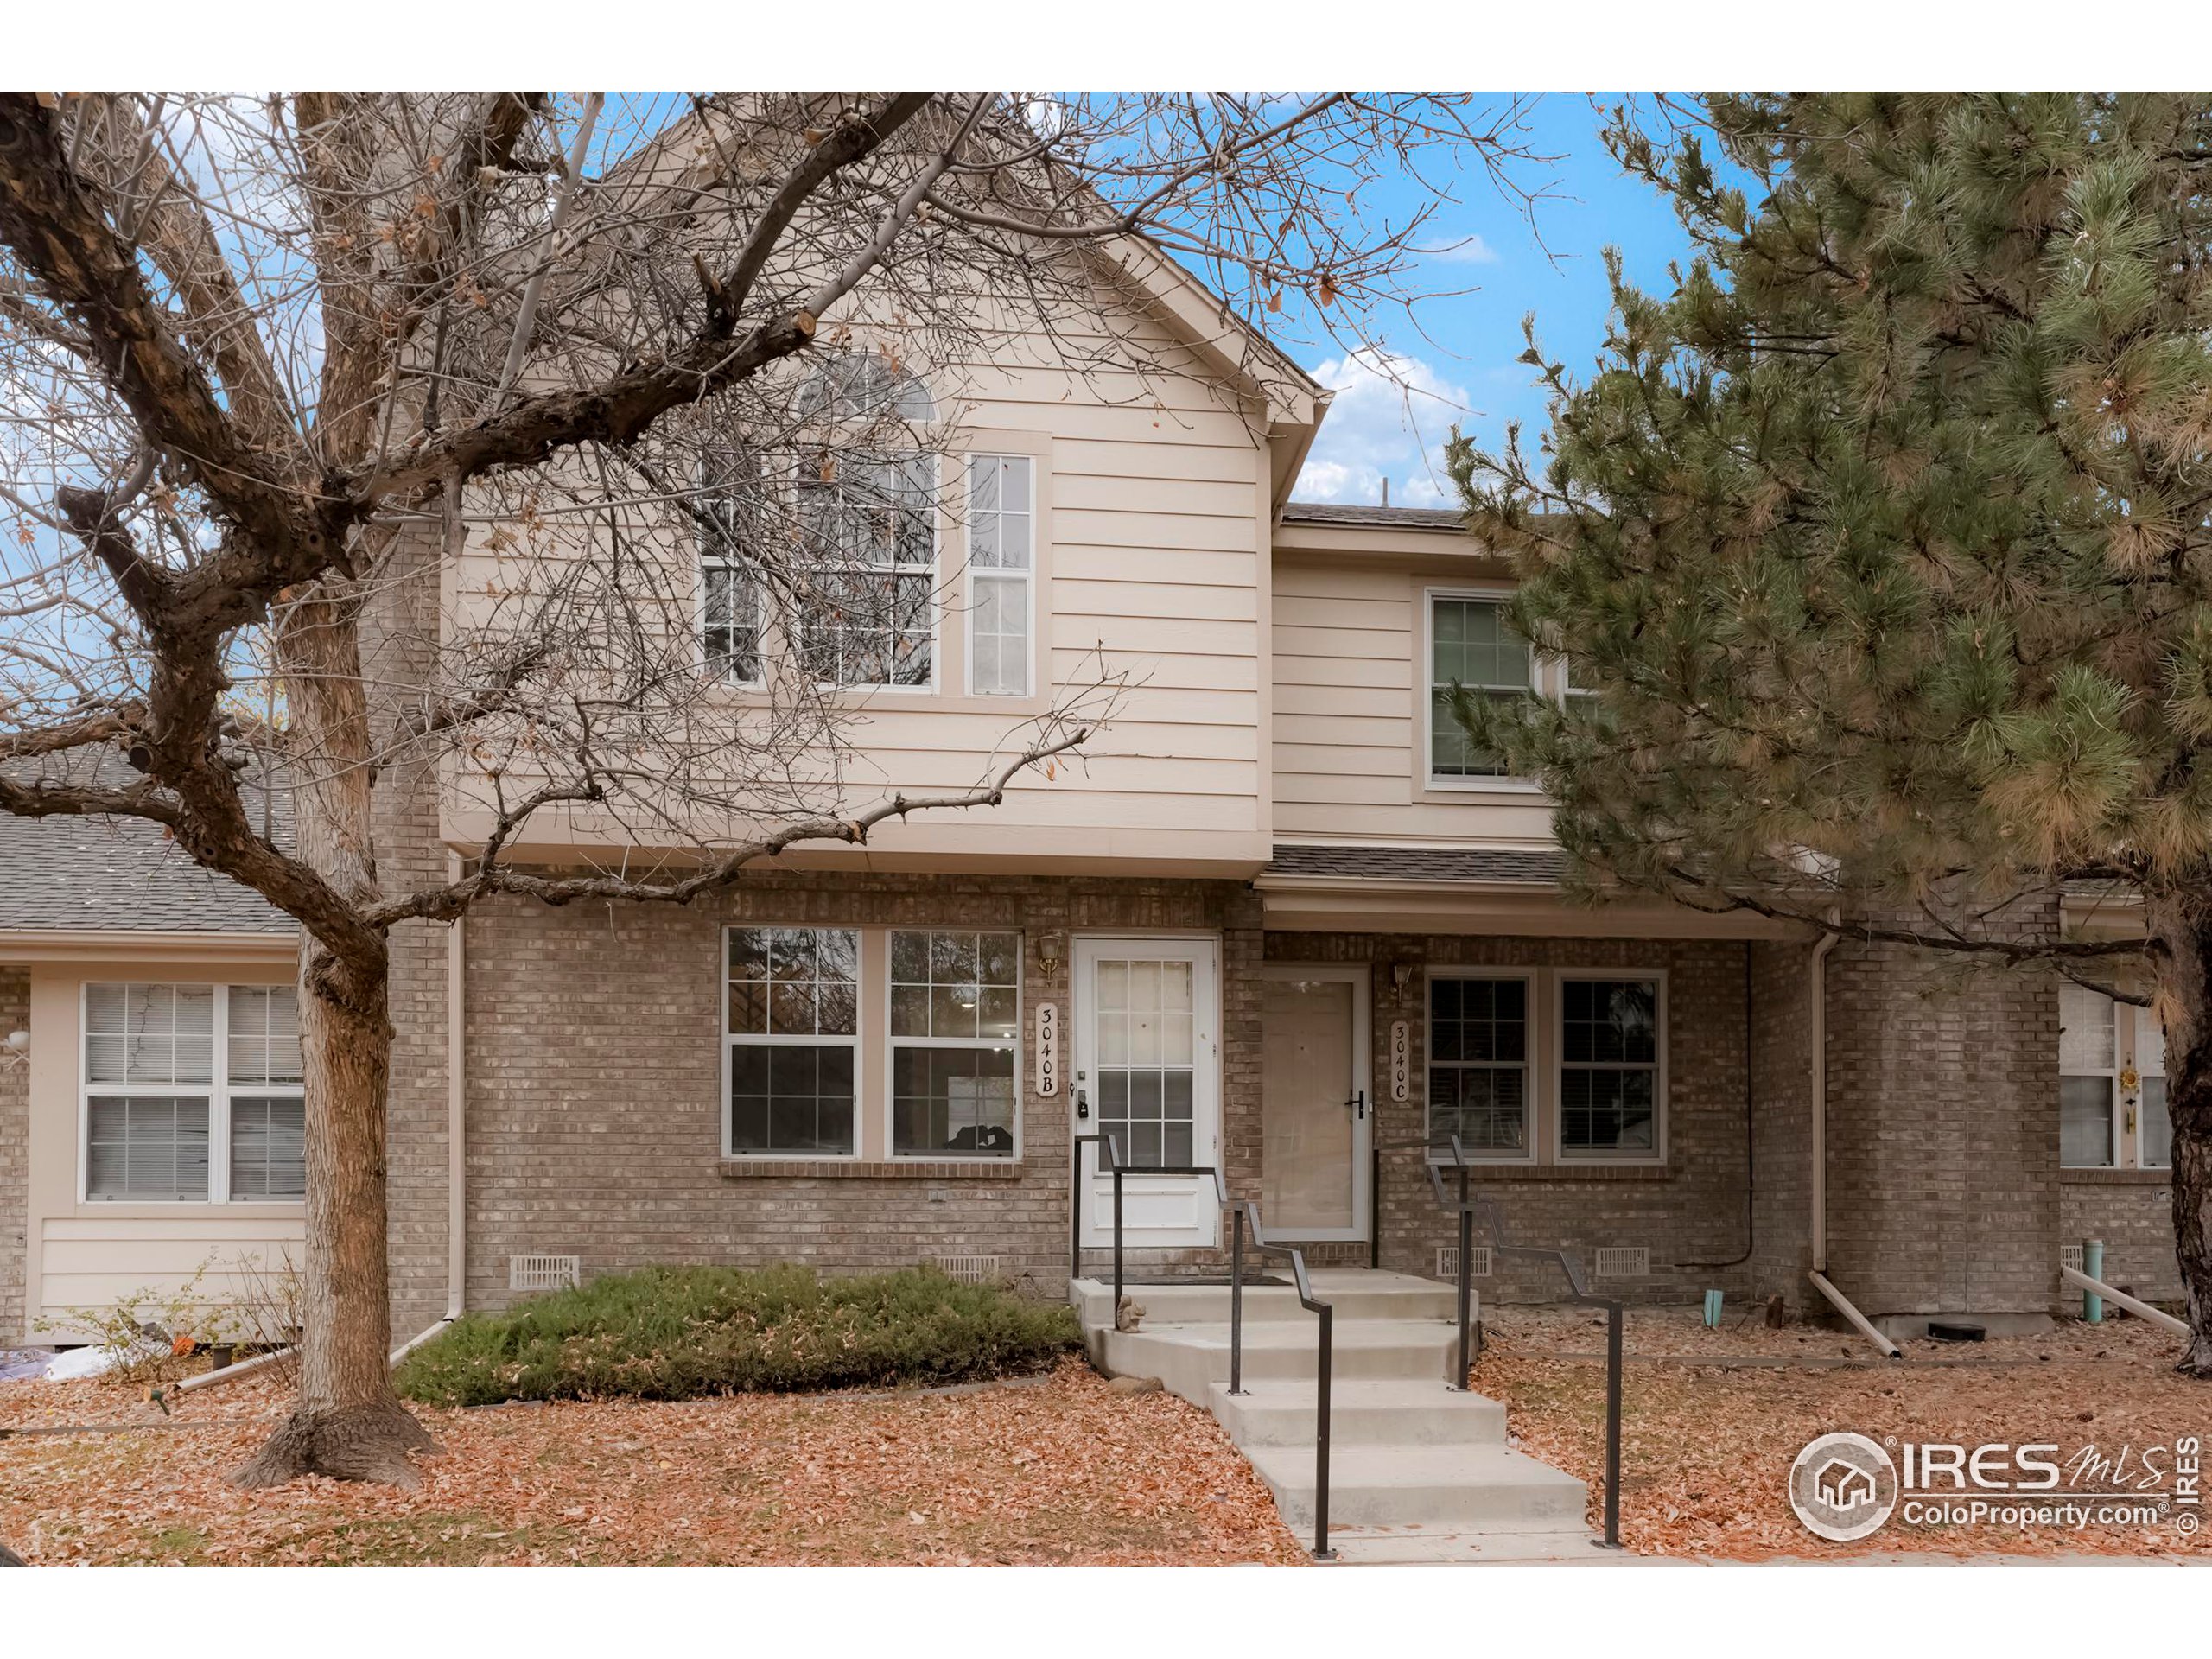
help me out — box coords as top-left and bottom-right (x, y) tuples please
(1035, 1002), (1059, 1097)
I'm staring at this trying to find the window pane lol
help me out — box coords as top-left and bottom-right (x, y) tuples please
(1560, 1068), (1657, 1153)
(890, 931), (1020, 1038)
(1427, 976), (1529, 1154)
(86, 1095), (210, 1201)
(2060, 982), (2116, 1071)
(728, 928), (858, 1038)
(2061, 1076), (2116, 1167)
(2141, 1077), (2172, 1170)
(972, 573), (1028, 696)
(892, 1046), (1016, 1157)
(86, 982), (215, 1086)
(1563, 980), (1657, 1065)
(230, 1096), (306, 1200)
(1429, 598), (1529, 779)
(794, 449), (937, 688)
(728, 1042), (856, 1156)
(227, 985), (302, 1086)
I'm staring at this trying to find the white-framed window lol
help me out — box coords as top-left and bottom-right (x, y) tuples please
(82, 982), (303, 1204)
(794, 450), (938, 688)
(723, 927), (861, 1158)
(697, 445), (764, 684)
(888, 930), (1020, 1158)
(1426, 970), (1531, 1158)
(1557, 974), (1662, 1158)
(2060, 980), (2171, 1170)
(1426, 591), (1532, 783)
(965, 454), (1033, 696)
(2060, 981), (2120, 1168)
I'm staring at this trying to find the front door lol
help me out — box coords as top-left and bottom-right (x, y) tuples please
(1073, 936), (1220, 1249)
(1260, 964), (1371, 1241)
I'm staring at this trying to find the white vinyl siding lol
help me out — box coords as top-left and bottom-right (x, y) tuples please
(966, 454), (1033, 696)
(83, 982), (303, 1205)
(888, 931), (1020, 1158)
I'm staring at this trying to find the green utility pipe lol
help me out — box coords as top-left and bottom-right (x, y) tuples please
(2082, 1239), (2105, 1323)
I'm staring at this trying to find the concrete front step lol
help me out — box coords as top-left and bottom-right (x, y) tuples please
(1099, 1319), (1459, 1406)
(1071, 1270), (1459, 1328)
(1247, 1442), (1590, 1532)
(1209, 1378), (1507, 1448)
(1326, 1525), (1607, 1565)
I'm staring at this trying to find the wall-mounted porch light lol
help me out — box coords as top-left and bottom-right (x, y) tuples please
(1389, 961), (1417, 993)
(1036, 931), (1065, 973)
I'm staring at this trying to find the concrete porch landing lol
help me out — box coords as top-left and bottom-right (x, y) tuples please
(1073, 1268), (1590, 1563)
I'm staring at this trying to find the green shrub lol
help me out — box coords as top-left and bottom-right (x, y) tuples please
(395, 1264), (1081, 1408)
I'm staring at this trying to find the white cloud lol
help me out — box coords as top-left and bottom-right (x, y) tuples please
(1294, 349), (1474, 509)
(1419, 231), (1501, 266)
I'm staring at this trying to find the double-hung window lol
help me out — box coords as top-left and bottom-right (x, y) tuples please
(1559, 976), (1660, 1156)
(795, 451), (937, 687)
(83, 982), (304, 1203)
(1428, 594), (1531, 781)
(965, 455), (1033, 696)
(1427, 974), (1529, 1155)
(724, 928), (860, 1157)
(889, 931), (1020, 1158)
(698, 445), (764, 683)
(2060, 981), (2120, 1167)
(2139, 1011), (2171, 1170)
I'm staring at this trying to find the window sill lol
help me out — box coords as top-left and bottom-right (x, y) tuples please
(718, 1158), (1023, 1180)
(2061, 1166), (2171, 1186)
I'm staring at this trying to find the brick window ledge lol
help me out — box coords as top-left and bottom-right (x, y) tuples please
(719, 1158), (1024, 1180)
(2061, 1167), (2171, 1186)
(1421, 1160), (1678, 1183)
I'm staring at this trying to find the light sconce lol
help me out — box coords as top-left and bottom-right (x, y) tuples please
(2, 1029), (28, 1069)
(1389, 962), (1417, 993)
(1036, 931), (1065, 974)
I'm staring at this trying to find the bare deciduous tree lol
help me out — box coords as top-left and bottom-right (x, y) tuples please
(0, 90), (1534, 1484)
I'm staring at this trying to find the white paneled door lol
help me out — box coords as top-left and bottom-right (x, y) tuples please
(1073, 937), (1220, 1249)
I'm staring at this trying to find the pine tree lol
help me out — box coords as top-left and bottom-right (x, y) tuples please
(1453, 92), (2212, 1370)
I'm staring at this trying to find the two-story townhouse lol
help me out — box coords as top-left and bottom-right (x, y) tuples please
(0, 239), (2180, 1351)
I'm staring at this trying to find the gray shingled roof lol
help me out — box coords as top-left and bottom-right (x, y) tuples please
(1279, 501), (1469, 531)
(1267, 843), (1564, 886)
(0, 750), (296, 936)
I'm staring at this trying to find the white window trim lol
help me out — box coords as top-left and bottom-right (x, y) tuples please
(720, 926), (864, 1162)
(1424, 966), (1540, 1166)
(1421, 584), (1542, 794)
(963, 454), (1035, 700)
(1553, 967), (1669, 1165)
(883, 929), (1024, 1162)
(78, 981), (305, 1207)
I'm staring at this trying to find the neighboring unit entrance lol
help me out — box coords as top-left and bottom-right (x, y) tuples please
(1260, 964), (1371, 1242)
(1072, 936), (1221, 1249)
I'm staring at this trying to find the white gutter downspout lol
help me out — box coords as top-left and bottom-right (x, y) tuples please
(175, 858), (470, 1396)
(1803, 912), (1902, 1359)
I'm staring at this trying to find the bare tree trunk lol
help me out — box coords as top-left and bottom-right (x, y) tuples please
(235, 585), (435, 1487)
(2146, 890), (2212, 1376)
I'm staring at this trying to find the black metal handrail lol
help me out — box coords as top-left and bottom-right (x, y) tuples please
(1226, 1199), (1336, 1561)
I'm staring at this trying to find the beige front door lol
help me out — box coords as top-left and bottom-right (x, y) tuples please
(1261, 964), (1370, 1241)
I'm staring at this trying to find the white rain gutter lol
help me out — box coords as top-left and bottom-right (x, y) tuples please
(1806, 914), (1901, 1358)
(2061, 1265), (2191, 1337)
(168, 860), (473, 1397)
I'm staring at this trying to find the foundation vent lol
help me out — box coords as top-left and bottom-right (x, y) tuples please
(1437, 1245), (1492, 1281)
(2061, 1244), (2086, 1274)
(1593, 1246), (1649, 1281)
(932, 1255), (1005, 1286)
(508, 1254), (582, 1294)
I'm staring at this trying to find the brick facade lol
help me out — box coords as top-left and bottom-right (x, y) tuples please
(386, 871), (1264, 1314)
(2063, 1176), (2183, 1304)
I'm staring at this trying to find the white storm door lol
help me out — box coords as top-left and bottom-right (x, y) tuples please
(1261, 964), (1371, 1242)
(1074, 936), (1220, 1249)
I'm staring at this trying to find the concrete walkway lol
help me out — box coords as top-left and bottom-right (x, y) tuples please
(1075, 1268), (1590, 1563)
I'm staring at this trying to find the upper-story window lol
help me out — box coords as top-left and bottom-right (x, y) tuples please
(966, 455), (1033, 697)
(82, 982), (304, 1204)
(2061, 980), (2170, 1170)
(1427, 594), (1531, 782)
(699, 350), (940, 690)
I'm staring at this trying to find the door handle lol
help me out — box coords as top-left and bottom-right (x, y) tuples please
(1345, 1090), (1367, 1121)
(1075, 1086), (1090, 1122)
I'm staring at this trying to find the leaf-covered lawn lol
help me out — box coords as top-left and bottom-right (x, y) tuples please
(0, 1357), (1301, 1565)
(1477, 1309), (2212, 1560)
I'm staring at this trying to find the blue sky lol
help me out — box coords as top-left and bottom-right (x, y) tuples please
(1292, 93), (1708, 509)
